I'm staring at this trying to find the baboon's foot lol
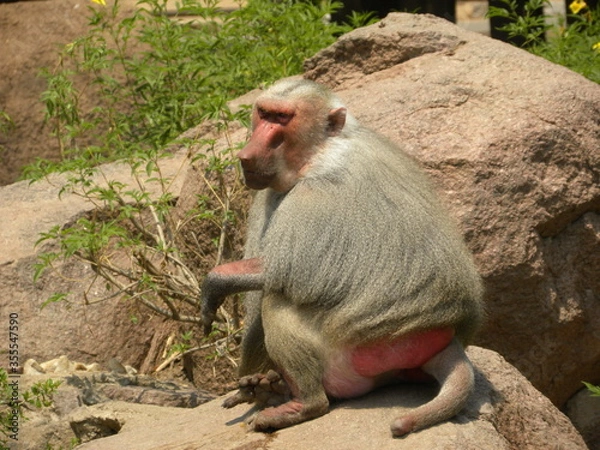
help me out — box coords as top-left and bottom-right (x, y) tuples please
(250, 397), (329, 431)
(223, 369), (290, 409)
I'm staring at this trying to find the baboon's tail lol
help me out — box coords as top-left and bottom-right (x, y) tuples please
(390, 338), (474, 437)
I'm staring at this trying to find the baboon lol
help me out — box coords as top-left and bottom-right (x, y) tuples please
(201, 79), (484, 437)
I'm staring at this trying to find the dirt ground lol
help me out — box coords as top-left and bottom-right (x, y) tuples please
(1, 0), (112, 185)
(0, 0), (239, 186)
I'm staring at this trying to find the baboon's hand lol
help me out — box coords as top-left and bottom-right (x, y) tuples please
(200, 273), (226, 335)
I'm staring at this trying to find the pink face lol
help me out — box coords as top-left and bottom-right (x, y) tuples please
(238, 95), (347, 192)
(237, 98), (322, 192)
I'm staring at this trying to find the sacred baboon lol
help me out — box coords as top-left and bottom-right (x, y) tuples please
(201, 79), (484, 437)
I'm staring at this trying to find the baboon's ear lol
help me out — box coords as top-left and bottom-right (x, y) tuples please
(327, 107), (347, 136)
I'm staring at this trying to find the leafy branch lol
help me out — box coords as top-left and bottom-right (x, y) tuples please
(34, 116), (246, 330)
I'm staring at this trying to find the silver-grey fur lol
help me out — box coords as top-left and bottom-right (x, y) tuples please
(201, 78), (484, 436)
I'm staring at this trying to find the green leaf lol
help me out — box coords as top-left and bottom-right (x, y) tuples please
(583, 381), (600, 396)
(41, 293), (69, 309)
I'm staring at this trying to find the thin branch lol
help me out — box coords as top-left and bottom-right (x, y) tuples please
(198, 169), (227, 211)
(214, 193), (230, 267)
(149, 204), (167, 248)
(137, 296), (201, 324)
(154, 329), (243, 373)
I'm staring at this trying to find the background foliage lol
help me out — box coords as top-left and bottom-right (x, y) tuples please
(26, 0), (364, 179)
(488, 0), (600, 83)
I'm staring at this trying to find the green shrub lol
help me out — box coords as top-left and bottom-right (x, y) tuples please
(488, 0), (600, 84)
(25, 0), (367, 180)
(0, 369), (61, 449)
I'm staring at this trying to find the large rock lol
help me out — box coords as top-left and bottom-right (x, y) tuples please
(75, 347), (588, 450)
(0, 152), (190, 369)
(303, 13), (600, 407)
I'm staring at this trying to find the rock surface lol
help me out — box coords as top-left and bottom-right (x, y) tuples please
(76, 347), (588, 450)
(20, 369), (215, 450)
(304, 12), (600, 407)
(0, 152), (190, 370)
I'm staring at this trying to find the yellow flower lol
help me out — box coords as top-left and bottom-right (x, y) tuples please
(569, 0), (587, 14)
(593, 42), (600, 52)
(91, 0), (106, 5)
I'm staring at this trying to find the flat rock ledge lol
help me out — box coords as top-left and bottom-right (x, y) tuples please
(77, 347), (586, 450)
